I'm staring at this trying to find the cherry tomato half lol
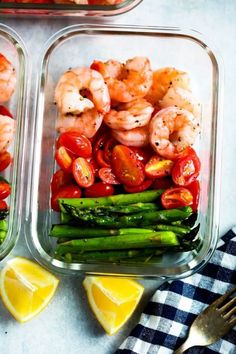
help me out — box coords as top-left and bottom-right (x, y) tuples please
(112, 145), (145, 187)
(57, 132), (92, 158)
(55, 146), (73, 172)
(0, 200), (8, 212)
(145, 156), (174, 178)
(161, 187), (193, 209)
(152, 177), (174, 190)
(0, 105), (13, 118)
(94, 134), (111, 168)
(124, 179), (153, 193)
(103, 138), (117, 164)
(0, 180), (11, 200)
(51, 184), (81, 212)
(84, 182), (114, 198)
(186, 180), (200, 212)
(0, 151), (12, 172)
(98, 167), (120, 185)
(172, 152), (200, 186)
(130, 146), (152, 165)
(72, 157), (94, 188)
(50, 169), (73, 194)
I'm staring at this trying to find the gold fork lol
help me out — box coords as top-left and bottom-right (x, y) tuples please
(174, 286), (236, 354)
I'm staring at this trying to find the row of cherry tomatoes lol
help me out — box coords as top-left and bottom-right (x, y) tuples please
(51, 129), (200, 212)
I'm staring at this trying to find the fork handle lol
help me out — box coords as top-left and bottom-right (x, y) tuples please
(173, 338), (193, 354)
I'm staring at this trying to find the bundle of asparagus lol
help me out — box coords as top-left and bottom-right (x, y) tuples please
(50, 190), (200, 263)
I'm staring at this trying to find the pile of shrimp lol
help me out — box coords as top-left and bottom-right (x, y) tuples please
(54, 57), (200, 160)
(0, 53), (16, 153)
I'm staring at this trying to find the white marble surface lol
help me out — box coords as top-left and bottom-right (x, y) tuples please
(0, 1), (236, 353)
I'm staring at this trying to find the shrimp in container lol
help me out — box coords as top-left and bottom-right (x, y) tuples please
(149, 106), (200, 159)
(0, 53), (16, 103)
(56, 109), (103, 139)
(104, 98), (154, 131)
(112, 126), (149, 147)
(145, 67), (190, 106)
(0, 114), (15, 152)
(159, 86), (201, 118)
(91, 57), (153, 103)
(54, 67), (110, 138)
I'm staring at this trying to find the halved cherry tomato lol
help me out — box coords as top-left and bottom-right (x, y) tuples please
(55, 146), (73, 172)
(50, 169), (73, 194)
(96, 150), (111, 168)
(161, 187), (193, 209)
(112, 145), (145, 187)
(72, 157), (94, 188)
(98, 167), (120, 185)
(176, 146), (198, 160)
(124, 179), (153, 193)
(84, 182), (114, 198)
(0, 200), (8, 211)
(129, 146), (152, 165)
(0, 151), (12, 172)
(152, 177), (174, 190)
(56, 132), (92, 158)
(94, 134), (111, 168)
(0, 105), (13, 118)
(51, 184), (81, 212)
(0, 180), (11, 200)
(103, 138), (117, 164)
(186, 180), (200, 212)
(172, 152), (200, 186)
(86, 157), (99, 176)
(145, 156), (174, 178)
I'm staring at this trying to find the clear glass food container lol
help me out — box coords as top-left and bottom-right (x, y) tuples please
(0, 24), (28, 261)
(0, 0), (142, 17)
(26, 24), (223, 278)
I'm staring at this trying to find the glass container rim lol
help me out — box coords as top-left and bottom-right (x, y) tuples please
(26, 24), (223, 279)
(0, 23), (30, 261)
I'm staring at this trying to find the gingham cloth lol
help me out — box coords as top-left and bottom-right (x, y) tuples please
(115, 228), (236, 354)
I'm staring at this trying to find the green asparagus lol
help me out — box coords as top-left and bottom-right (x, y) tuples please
(62, 205), (192, 228)
(59, 189), (164, 212)
(56, 231), (179, 254)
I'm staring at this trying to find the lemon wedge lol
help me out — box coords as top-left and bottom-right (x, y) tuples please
(83, 276), (144, 335)
(0, 257), (59, 323)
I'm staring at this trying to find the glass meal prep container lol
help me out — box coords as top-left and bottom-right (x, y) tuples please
(26, 24), (222, 278)
(0, 0), (142, 17)
(0, 24), (28, 261)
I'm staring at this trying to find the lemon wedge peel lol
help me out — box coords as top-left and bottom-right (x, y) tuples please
(0, 257), (59, 323)
(83, 276), (144, 335)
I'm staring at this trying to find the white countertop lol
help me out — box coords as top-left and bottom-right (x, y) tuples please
(0, 1), (236, 353)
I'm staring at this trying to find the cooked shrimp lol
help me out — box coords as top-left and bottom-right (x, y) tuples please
(159, 87), (201, 118)
(91, 57), (153, 103)
(56, 108), (103, 139)
(0, 53), (16, 103)
(104, 98), (154, 131)
(54, 67), (110, 116)
(112, 126), (149, 147)
(145, 67), (190, 105)
(149, 106), (200, 159)
(0, 114), (15, 152)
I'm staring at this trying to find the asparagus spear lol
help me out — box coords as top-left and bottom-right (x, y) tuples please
(50, 224), (190, 239)
(56, 231), (179, 254)
(0, 219), (8, 231)
(58, 248), (165, 262)
(59, 189), (164, 212)
(0, 230), (7, 243)
(62, 205), (192, 228)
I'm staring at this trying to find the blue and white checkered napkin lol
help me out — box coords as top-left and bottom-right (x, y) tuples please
(115, 228), (236, 354)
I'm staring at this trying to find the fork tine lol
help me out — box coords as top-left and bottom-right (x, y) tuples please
(228, 316), (236, 328)
(213, 286), (236, 308)
(220, 296), (236, 316)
